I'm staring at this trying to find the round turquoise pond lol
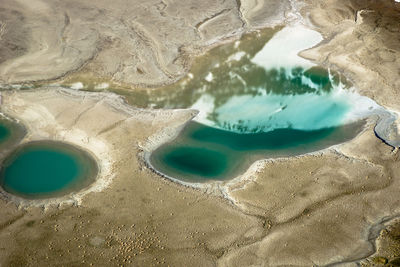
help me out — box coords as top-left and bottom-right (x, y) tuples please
(0, 141), (98, 199)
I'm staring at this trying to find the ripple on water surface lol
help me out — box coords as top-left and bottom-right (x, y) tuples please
(0, 141), (98, 199)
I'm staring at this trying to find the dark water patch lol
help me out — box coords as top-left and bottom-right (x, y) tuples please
(0, 117), (26, 151)
(111, 26), (372, 182)
(160, 146), (228, 179)
(0, 124), (9, 142)
(0, 141), (98, 199)
(150, 121), (364, 182)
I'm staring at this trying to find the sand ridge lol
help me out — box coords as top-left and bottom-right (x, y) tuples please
(0, 0), (291, 87)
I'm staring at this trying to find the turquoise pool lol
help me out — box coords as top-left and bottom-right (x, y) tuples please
(145, 26), (377, 182)
(0, 141), (98, 199)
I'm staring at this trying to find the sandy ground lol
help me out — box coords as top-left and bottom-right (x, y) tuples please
(301, 0), (400, 110)
(0, 0), (290, 87)
(0, 0), (399, 266)
(360, 218), (400, 266)
(0, 89), (265, 266)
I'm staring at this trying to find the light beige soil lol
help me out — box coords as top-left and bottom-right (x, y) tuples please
(0, 0), (399, 266)
(0, 89), (265, 266)
(301, 0), (400, 111)
(0, 0), (290, 87)
(360, 218), (400, 266)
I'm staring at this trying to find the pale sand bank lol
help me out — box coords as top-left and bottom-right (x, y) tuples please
(0, 0), (291, 87)
(0, 88), (267, 266)
(0, 0), (399, 266)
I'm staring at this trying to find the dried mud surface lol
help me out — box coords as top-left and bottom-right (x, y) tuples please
(0, 89), (264, 266)
(0, 0), (399, 266)
(0, 0), (289, 87)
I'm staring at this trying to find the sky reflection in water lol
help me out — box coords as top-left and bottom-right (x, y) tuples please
(139, 26), (378, 181)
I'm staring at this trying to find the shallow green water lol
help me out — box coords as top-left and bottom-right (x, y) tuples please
(0, 124), (10, 143)
(0, 118), (26, 150)
(145, 26), (377, 182)
(0, 141), (98, 199)
(160, 146), (228, 179)
(150, 121), (363, 182)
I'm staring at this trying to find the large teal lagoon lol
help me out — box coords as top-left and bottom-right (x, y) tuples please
(0, 141), (98, 199)
(150, 121), (364, 182)
(120, 26), (379, 182)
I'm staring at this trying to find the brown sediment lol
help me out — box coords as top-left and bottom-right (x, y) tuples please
(296, 1), (400, 264)
(0, 0), (399, 266)
(0, 0), (291, 88)
(216, 1), (400, 265)
(0, 88), (265, 266)
(360, 218), (400, 266)
(300, 0), (400, 110)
